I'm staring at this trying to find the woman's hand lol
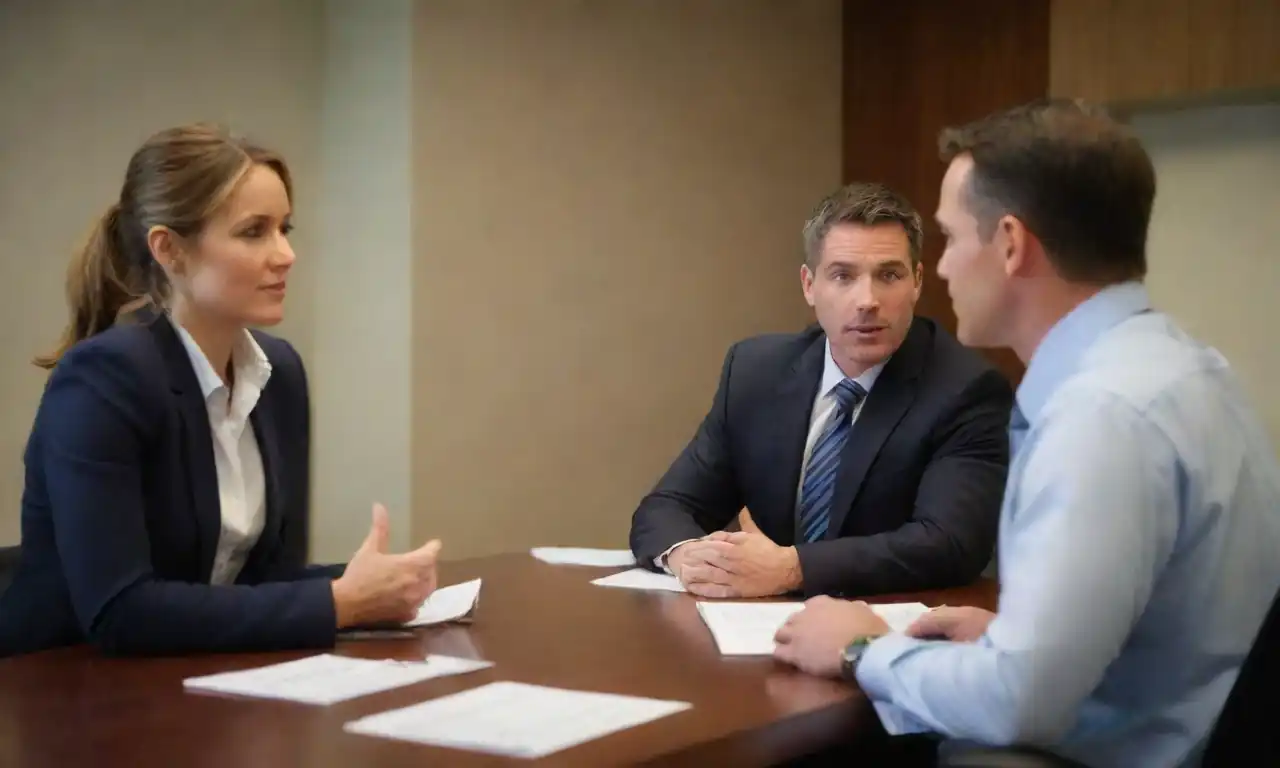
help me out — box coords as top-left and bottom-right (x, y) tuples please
(331, 503), (442, 628)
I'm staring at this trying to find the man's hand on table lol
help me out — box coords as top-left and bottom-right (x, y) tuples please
(671, 531), (802, 598)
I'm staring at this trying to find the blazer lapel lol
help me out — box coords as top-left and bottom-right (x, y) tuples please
(148, 314), (222, 582)
(825, 320), (927, 538)
(770, 332), (826, 544)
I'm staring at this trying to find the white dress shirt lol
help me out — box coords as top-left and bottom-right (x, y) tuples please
(657, 339), (885, 571)
(171, 319), (272, 586)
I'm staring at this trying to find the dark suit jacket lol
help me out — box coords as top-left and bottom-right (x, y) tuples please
(630, 318), (1013, 597)
(0, 313), (341, 657)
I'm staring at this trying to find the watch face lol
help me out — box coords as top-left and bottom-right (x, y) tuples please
(840, 639), (866, 678)
(841, 636), (875, 676)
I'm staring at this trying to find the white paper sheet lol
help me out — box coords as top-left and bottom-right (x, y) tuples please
(590, 568), (687, 593)
(868, 602), (933, 633)
(530, 547), (638, 567)
(344, 681), (692, 758)
(696, 602), (805, 655)
(183, 653), (493, 705)
(405, 578), (483, 627)
(696, 601), (932, 655)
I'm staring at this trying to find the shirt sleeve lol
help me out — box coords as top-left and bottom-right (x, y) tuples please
(855, 391), (1181, 747)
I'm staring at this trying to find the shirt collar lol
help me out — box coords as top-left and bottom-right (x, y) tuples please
(168, 315), (272, 400)
(820, 338), (886, 399)
(1016, 280), (1151, 426)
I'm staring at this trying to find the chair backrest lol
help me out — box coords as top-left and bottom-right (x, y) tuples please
(0, 545), (19, 596)
(1201, 585), (1280, 765)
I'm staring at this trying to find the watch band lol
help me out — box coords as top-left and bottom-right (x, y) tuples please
(840, 635), (877, 681)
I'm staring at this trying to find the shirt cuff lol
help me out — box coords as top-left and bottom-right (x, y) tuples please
(655, 539), (699, 575)
(872, 699), (935, 736)
(854, 632), (925, 702)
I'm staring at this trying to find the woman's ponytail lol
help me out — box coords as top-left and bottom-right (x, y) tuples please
(33, 203), (148, 369)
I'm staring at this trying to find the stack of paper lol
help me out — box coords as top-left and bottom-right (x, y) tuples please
(696, 601), (931, 656)
(530, 547), (637, 567)
(344, 681), (692, 758)
(405, 578), (483, 627)
(590, 568), (687, 593)
(183, 653), (494, 705)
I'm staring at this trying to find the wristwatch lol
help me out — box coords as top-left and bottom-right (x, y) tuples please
(839, 635), (878, 681)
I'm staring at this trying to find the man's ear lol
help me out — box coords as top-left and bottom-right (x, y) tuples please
(800, 264), (816, 308)
(998, 215), (1029, 278)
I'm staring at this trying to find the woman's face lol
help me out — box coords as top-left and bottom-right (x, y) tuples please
(163, 163), (296, 328)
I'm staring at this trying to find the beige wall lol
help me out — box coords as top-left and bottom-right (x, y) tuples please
(0, 0), (323, 545)
(410, 0), (843, 557)
(0, 0), (842, 558)
(1131, 101), (1280, 452)
(309, 0), (415, 562)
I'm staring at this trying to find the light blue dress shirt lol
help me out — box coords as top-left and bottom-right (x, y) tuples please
(855, 281), (1280, 768)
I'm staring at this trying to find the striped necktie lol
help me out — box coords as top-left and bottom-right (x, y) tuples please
(797, 378), (867, 543)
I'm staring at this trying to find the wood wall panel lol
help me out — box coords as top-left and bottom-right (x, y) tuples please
(1050, 0), (1113, 100)
(843, 0), (1051, 384)
(1232, 0), (1280, 91)
(1108, 0), (1192, 103)
(1053, 0), (1280, 104)
(1189, 0), (1280, 95)
(1189, 0), (1239, 94)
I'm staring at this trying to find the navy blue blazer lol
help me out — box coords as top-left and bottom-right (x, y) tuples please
(0, 313), (340, 657)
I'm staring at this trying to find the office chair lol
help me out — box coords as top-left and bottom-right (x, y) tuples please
(939, 585), (1280, 767)
(0, 545), (19, 596)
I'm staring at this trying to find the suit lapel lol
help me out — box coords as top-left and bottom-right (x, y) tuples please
(825, 320), (928, 538)
(148, 314), (222, 582)
(770, 333), (826, 543)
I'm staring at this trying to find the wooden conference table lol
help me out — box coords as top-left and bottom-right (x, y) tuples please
(0, 554), (998, 767)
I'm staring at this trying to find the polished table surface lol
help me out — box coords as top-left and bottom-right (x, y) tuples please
(0, 554), (998, 767)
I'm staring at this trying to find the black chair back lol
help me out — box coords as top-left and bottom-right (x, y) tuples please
(1201, 585), (1280, 765)
(0, 545), (19, 596)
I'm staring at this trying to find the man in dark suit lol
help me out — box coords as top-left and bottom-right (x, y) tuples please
(630, 182), (1013, 599)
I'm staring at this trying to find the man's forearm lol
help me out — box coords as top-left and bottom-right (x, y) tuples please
(856, 634), (1033, 745)
(794, 523), (968, 597)
(629, 498), (717, 569)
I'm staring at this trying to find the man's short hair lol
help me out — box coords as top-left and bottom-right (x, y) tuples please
(938, 98), (1156, 284)
(802, 182), (923, 269)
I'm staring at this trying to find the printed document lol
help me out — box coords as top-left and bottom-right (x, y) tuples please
(696, 601), (931, 655)
(344, 681), (692, 758)
(530, 547), (637, 567)
(590, 568), (686, 593)
(183, 653), (493, 705)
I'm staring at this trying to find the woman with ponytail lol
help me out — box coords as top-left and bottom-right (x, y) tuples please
(0, 124), (444, 657)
